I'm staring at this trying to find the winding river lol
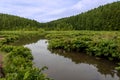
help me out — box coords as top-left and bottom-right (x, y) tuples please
(23, 39), (120, 80)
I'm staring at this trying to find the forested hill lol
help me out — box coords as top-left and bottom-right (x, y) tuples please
(0, 13), (40, 30)
(40, 1), (120, 31)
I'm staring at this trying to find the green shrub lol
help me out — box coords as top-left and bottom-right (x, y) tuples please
(0, 45), (15, 53)
(47, 31), (120, 61)
(2, 46), (51, 80)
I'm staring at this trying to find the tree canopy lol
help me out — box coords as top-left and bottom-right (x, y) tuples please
(0, 1), (120, 31)
(0, 13), (40, 30)
(40, 1), (120, 31)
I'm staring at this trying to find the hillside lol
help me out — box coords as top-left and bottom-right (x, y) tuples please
(0, 13), (40, 30)
(40, 1), (120, 31)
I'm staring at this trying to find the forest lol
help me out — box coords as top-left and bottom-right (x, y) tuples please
(39, 1), (120, 31)
(0, 1), (119, 31)
(0, 13), (40, 30)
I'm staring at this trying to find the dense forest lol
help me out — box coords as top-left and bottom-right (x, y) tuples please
(40, 1), (120, 31)
(0, 1), (119, 31)
(0, 13), (40, 30)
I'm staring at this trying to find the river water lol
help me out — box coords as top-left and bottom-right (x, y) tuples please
(24, 39), (120, 80)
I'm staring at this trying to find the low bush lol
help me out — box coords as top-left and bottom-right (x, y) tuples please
(47, 31), (120, 61)
(1, 45), (51, 80)
(0, 31), (52, 80)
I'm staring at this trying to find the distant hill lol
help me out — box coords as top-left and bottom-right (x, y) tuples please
(40, 1), (120, 31)
(1, 1), (120, 31)
(0, 13), (40, 30)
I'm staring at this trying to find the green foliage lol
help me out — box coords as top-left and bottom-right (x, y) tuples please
(0, 45), (15, 53)
(0, 13), (41, 31)
(115, 63), (120, 70)
(86, 40), (120, 60)
(0, 46), (51, 80)
(0, 31), (52, 80)
(0, 30), (45, 45)
(1, 1), (119, 31)
(40, 1), (120, 31)
(0, 36), (18, 45)
(47, 31), (120, 70)
(47, 31), (120, 61)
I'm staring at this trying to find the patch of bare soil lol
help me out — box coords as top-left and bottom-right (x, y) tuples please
(0, 54), (5, 78)
(0, 38), (5, 40)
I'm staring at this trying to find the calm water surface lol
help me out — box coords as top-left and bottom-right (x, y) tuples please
(24, 39), (120, 80)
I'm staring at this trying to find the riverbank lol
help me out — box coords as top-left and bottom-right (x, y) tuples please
(46, 31), (120, 68)
(0, 31), (51, 80)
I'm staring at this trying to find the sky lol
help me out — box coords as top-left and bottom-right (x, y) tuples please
(0, 0), (119, 22)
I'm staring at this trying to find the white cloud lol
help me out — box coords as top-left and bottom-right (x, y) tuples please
(72, 0), (118, 12)
(0, 0), (118, 22)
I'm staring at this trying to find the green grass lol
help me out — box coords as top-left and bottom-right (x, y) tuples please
(0, 30), (52, 80)
(46, 31), (120, 61)
(0, 30), (120, 79)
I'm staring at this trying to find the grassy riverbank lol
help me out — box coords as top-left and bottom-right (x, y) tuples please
(0, 30), (51, 80)
(46, 31), (120, 69)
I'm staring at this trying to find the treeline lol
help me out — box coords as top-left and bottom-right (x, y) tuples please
(0, 1), (119, 31)
(40, 1), (120, 31)
(0, 13), (41, 31)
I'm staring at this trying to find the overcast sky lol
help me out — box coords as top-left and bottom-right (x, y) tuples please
(0, 0), (118, 22)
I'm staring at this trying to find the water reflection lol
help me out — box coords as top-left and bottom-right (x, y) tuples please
(50, 49), (119, 76)
(11, 36), (42, 46)
(25, 39), (120, 80)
